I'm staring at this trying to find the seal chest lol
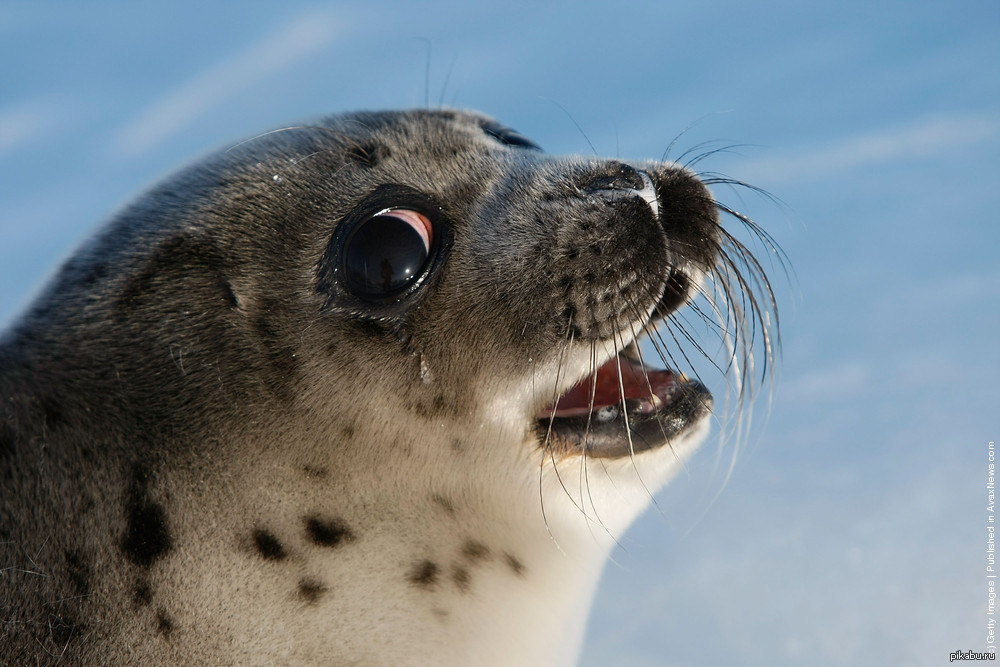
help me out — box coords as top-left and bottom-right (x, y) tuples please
(0, 109), (775, 665)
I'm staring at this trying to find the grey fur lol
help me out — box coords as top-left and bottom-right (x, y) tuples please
(0, 109), (762, 665)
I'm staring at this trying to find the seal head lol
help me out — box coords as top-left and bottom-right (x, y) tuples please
(0, 109), (774, 665)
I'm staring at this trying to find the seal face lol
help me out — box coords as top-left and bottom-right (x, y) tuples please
(0, 109), (777, 665)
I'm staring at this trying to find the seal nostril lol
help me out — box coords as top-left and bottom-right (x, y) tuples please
(582, 162), (645, 193)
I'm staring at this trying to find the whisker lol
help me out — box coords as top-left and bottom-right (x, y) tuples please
(659, 112), (729, 163)
(610, 314), (659, 507)
(681, 143), (757, 171)
(542, 99), (599, 157)
(224, 126), (320, 153)
(437, 56), (458, 109)
(578, 340), (619, 541)
(621, 301), (694, 512)
(417, 37), (432, 108)
(538, 316), (589, 534)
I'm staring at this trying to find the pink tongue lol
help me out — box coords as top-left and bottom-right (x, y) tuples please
(542, 356), (677, 418)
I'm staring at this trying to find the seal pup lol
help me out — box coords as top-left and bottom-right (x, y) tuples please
(0, 109), (776, 665)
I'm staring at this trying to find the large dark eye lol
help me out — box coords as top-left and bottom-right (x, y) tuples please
(343, 208), (433, 299)
(316, 184), (450, 316)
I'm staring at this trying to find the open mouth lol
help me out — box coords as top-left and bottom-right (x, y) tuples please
(536, 342), (712, 459)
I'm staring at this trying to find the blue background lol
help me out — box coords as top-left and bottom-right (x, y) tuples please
(2, 2), (997, 664)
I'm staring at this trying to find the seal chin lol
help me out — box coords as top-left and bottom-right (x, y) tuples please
(535, 342), (713, 459)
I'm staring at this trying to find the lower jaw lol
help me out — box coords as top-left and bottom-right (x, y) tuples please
(534, 351), (713, 459)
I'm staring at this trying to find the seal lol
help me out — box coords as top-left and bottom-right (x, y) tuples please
(0, 109), (776, 665)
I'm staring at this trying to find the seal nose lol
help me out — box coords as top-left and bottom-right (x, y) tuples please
(581, 162), (645, 193)
(580, 162), (660, 222)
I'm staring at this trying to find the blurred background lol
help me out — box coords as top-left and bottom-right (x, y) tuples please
(1, 2), (996, 665)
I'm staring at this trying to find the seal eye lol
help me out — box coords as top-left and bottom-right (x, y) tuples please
(317, 184), (450, 315)
(343, 208), (433, 299)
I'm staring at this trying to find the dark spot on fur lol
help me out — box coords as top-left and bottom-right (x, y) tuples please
(408, 560), (439, 588)
(340, 423), (356, 439)
(461, 540), (490, 564)
(64, 550), (90, 596)
(451, 565), (471, 592)
(156, 609), (174, 638)
(134, 581), (153, 607)
(253, 529), (287, 561)
(298, 578), (327, 604)
(450, 438), (463, 453)
(504, 552), (526, 577)
(305, 516), (354, 547)
(123, 502), (171, 567)
(408, 389), (460, 420)
(48, 613), (84, 646)
(302, 464), (328, 479)
(121, 466), (172, 567)
(432, 608), (449, 622)
(430, 494), (455, 515)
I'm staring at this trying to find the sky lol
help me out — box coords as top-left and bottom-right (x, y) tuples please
(1, 2), (998, 665)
